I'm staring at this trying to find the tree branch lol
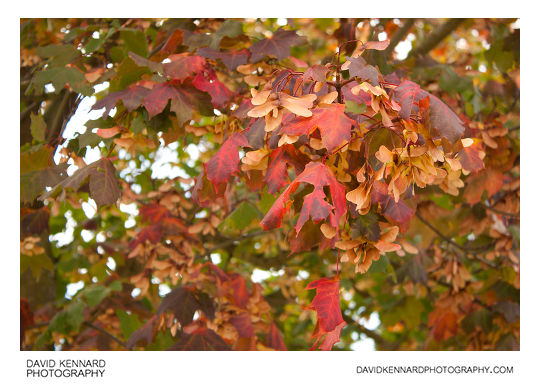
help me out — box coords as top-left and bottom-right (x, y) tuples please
(408, 18), (466, 58)
(415, 212), (495, 255)
(484, 205), (520, 218)
(384, 18), (416, 56)
(20, 100), (41, 122)
(195, 229), (278, 261)
(82, 321), (132, 350)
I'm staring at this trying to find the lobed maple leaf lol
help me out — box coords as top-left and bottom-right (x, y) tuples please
(306, 276), (346, 350)
(392, 80), (465, 144)
(260, 161), (346, 234)
(249, 29), (307, 63)
(458, 146), (485, 173)
(428, 307), (458, 342)
(139, 203), (171, 224)
(267, 322), (287, 351)
(197, 47), (249, 71)
(303, 64), (329, 83)
(230, 313), (255, 338)
(192, 67), (235, 108)
(128, 225), (162, 250)
(371, 180), (415, 228)
(280, 103), (357, 153)
(346, 56), (381, 86)
(156, 285), (215, 326)
(464, 168), (503, 205)
(39, 158), (121, 209)
(168, 322), (231, 351)
(141, 80), (213, 123)
(264, 144), (307, 194)
(91, 84), (151, 118)
(205, 132), (250, 192)
(162, 54), (206, 81)
(126, 315), (158, 349)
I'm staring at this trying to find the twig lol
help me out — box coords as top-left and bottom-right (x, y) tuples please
(195, 229), (278, 261)
(415, 212), (494, 253)
(83, 321), (132, 350)
(484, 205), (520, 218)
(384, 19), (416, 56)
(20, 100), (41, 122)
(408, 18), (466, 58)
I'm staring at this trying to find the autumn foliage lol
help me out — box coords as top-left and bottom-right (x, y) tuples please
(20, 18), (519, 351)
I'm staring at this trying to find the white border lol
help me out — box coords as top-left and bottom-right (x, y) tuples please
(6, 4), (537, 384)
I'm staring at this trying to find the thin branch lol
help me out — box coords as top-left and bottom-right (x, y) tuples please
(408, 18), (466, 58)
(384, 19), (416, 56)
(195, 229), (278, 261)
(82, 321), (132, 350)
(20, 100), (41, 122)
(484, 205), (520, 218)
(415, 212), (495, 254)
(342, 313), (402, 350)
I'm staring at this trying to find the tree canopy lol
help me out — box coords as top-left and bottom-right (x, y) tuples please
(20, 18), (519, 351)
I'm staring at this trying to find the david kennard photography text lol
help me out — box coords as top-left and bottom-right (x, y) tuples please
(27, 359), (106, 378)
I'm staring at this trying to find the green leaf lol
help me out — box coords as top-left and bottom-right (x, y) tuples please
(462, 308), (493, 333)
(345, 100), (367, 115)
(81, 284), (110, 307)
(20, 253), (54, 280)
(32, 67), (85, 93)
(30, 113), (46, 142)
(36, 44), (79, 67)
(222, 202), (259, 231)
(116, 309), (143, 340)
(120, 29), (149, 57)
(48, 300), (86, 334)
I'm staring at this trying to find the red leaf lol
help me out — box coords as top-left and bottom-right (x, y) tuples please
(361, 39), (390, 51)
(289, 220), (335, 253)
(96, 127), (121, 138)
(91, 84), (150, 118)
(458, 146), (485, 173)
(192, 168), (227, 206)
(227, 274), (250, 308)
(156, 285), (214, 326)
(230, 313), (254, 338)
(205, 132), (250, 192)
(20, 298), (34, 348)
(129, 224), (162, 250)
(306, 277), (344, 332)
(249, 29), (307, 62)
(197, 48), (249, 71)
(280, 103), (356, 152)
(428, 307), (458, 342)
(464, 168), (504, 205)
(192, 67), (234, 108)
(141, 80), (213, 124)
(264, 144), (307, 194)
(162, 54), (206, 81)
(160, 29), (184, 55)
(267, 322), (287, 351)
(303, 65), (329, 83)
(260, 162), (346, 233)
(371, 180), (389, 204)
(126, 315), (158, 349)
(140, 204), (170, 224)
(392, 80), (465, 144)
(312, 320), (346, 351)
(382, 196), (414, 225)
(295, 189), (333, 234)
(168, 323), (231, 351)
(346, 56), (380, 86)
(306, 276), (346, 350)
